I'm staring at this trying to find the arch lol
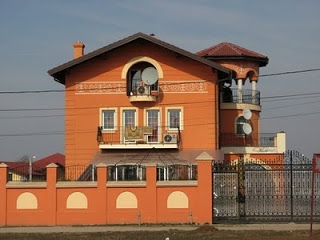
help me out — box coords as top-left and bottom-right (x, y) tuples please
(246, 70), (259, 82)
(121, 56), (163, 80)
(167, 191), (189, 208)
(16, 192), (38, 209)
(116, 191), (138, 208)
(66, 192), (88, 209)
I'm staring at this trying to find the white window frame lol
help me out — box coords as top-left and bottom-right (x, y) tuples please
(100, 108), (118, 132)
(144, 107), (162, 143)
(165, 107), (184, 132)
(120, 107), (138, 143)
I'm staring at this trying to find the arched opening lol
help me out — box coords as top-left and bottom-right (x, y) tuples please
(126, 62), (158, 96)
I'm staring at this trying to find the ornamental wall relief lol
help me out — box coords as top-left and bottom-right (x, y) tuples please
(75, 81), (208, 94)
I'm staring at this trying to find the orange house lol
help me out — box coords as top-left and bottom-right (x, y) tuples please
(48, 32), (285, 170)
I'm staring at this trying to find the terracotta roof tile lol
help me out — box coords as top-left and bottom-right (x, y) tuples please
(197, 42), (267, 59)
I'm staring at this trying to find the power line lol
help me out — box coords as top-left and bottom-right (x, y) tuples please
(0, 67), (319, 95)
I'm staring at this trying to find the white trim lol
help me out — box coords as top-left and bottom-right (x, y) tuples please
(165, 107), (184, 131)
(99, 107), (118, 132)
(144, 107), (162, 143)
(120, 107), (139, 143)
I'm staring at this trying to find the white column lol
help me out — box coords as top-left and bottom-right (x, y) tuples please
(251, 80), (257, 104)
(237, 79), (243, 103)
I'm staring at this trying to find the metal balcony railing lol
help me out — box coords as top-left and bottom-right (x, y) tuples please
(220, 133), (277, 148)
(97, 125), (180, 147)
(221, 88), (260, 105)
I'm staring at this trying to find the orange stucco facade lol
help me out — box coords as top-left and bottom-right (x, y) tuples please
(65, 41), (220, 166)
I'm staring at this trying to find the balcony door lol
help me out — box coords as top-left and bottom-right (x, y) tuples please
(147, 110), (160, 143)
(123, 110), (136, 142)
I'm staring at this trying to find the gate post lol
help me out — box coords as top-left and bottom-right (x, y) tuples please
(196, 152), (213, 224)
(238, 155), (245, 220)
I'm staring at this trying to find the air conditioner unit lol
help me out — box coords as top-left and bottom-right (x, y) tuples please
(163, 134), (178, 144)
(137, 86), (150, 95)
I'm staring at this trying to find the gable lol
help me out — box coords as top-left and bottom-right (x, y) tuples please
(48, 32), (231, 84)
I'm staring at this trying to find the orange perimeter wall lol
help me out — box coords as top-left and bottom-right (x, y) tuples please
(0, 160), (212, 226)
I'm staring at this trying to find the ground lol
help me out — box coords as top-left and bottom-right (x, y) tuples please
(0, 226), (319, 240)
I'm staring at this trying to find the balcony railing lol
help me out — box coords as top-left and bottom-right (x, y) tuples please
(221, 88), (260, 105)
(97, 125), (180, 149)
(129, 85), (158, 102)
(220, 133), (277, 148)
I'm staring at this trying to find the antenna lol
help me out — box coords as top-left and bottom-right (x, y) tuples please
(141, 67), (158, 85)
(243, 108), (252, 120)
(242, 123), (252, 135)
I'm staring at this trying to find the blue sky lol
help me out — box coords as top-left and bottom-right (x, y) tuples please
(0, 0), (320, 160)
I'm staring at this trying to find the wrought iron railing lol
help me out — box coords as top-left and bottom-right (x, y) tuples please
(157, 164), (197, 181)
(220, 133), (277, 147)
(8, 164), (46, 182)
(221, 88), (260, 105)
(97, 125), (180, 146)
(57, 165), (96, 181)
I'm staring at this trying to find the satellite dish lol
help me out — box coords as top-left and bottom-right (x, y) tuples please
(243, 108), (252, 120)
(242, 123), (252, 135)
(141, 67), (158, 85)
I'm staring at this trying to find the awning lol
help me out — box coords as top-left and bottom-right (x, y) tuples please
(90, 149), (223, 166)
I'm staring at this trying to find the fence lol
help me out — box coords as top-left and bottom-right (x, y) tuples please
(213, 150), (320, 223)
(57, 165), (96, 181)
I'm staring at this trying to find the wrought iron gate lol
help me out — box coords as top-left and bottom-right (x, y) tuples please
(213, 150), (320, 223)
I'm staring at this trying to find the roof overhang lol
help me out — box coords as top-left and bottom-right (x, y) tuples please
(48, 32), (231, 85)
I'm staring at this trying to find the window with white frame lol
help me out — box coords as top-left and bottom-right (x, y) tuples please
(102, 109), (116, 130)
(168, 109), (181, 130)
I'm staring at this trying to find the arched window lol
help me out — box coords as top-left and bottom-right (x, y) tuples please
(236, 116), (248, 135)
(126, 62), (158, 96)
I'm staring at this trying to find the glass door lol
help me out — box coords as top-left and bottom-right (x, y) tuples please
(123, 110), (136, 142)
(147, 110), (160, 143)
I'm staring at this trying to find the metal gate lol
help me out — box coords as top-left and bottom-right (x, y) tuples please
(213, 150), (320, 223)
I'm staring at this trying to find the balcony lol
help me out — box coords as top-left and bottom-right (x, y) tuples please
(97, 126), (180, 149)
(221, 88), (260, 105)
(220, 132), (286, 154)
(129, 85), (158, 102)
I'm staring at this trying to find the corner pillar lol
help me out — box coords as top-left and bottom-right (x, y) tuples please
(145, 164), (157, 223)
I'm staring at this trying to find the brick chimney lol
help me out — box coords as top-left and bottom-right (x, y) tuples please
(73, 41), (85, 59)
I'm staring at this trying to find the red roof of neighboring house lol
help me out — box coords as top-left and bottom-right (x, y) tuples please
(34, 153), (65, 168)
(1, 153), (65, 172)
(197, 42), (268, 66)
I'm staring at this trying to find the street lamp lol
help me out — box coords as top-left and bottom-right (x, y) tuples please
(29, 155), (36, 182)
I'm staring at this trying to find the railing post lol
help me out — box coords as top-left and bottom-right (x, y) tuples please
(0, 163), (8, 226)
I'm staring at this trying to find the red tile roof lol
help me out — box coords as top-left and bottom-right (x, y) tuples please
(197, 42), (267, 59)
(34, 153), (65, 168)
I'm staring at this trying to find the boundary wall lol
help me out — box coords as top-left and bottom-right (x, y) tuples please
(0, 154), (212, 226)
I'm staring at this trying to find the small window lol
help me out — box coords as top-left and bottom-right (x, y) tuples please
(168, 109), (181, 130)
(102, 110), (115, 130)
(236, 116), (248, 135)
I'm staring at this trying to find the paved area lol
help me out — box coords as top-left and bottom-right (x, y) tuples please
(0, 223), (319, 233)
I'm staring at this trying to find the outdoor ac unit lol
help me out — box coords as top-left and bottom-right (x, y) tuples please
(137, 86), (150, 95)
(163, 134), (178, 144)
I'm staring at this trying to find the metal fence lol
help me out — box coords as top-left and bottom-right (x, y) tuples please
(221, 88), (260, 105)
(57, 165), (96, 181)
(220, 133), (276, 147)
(213, 150), (320, 223)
